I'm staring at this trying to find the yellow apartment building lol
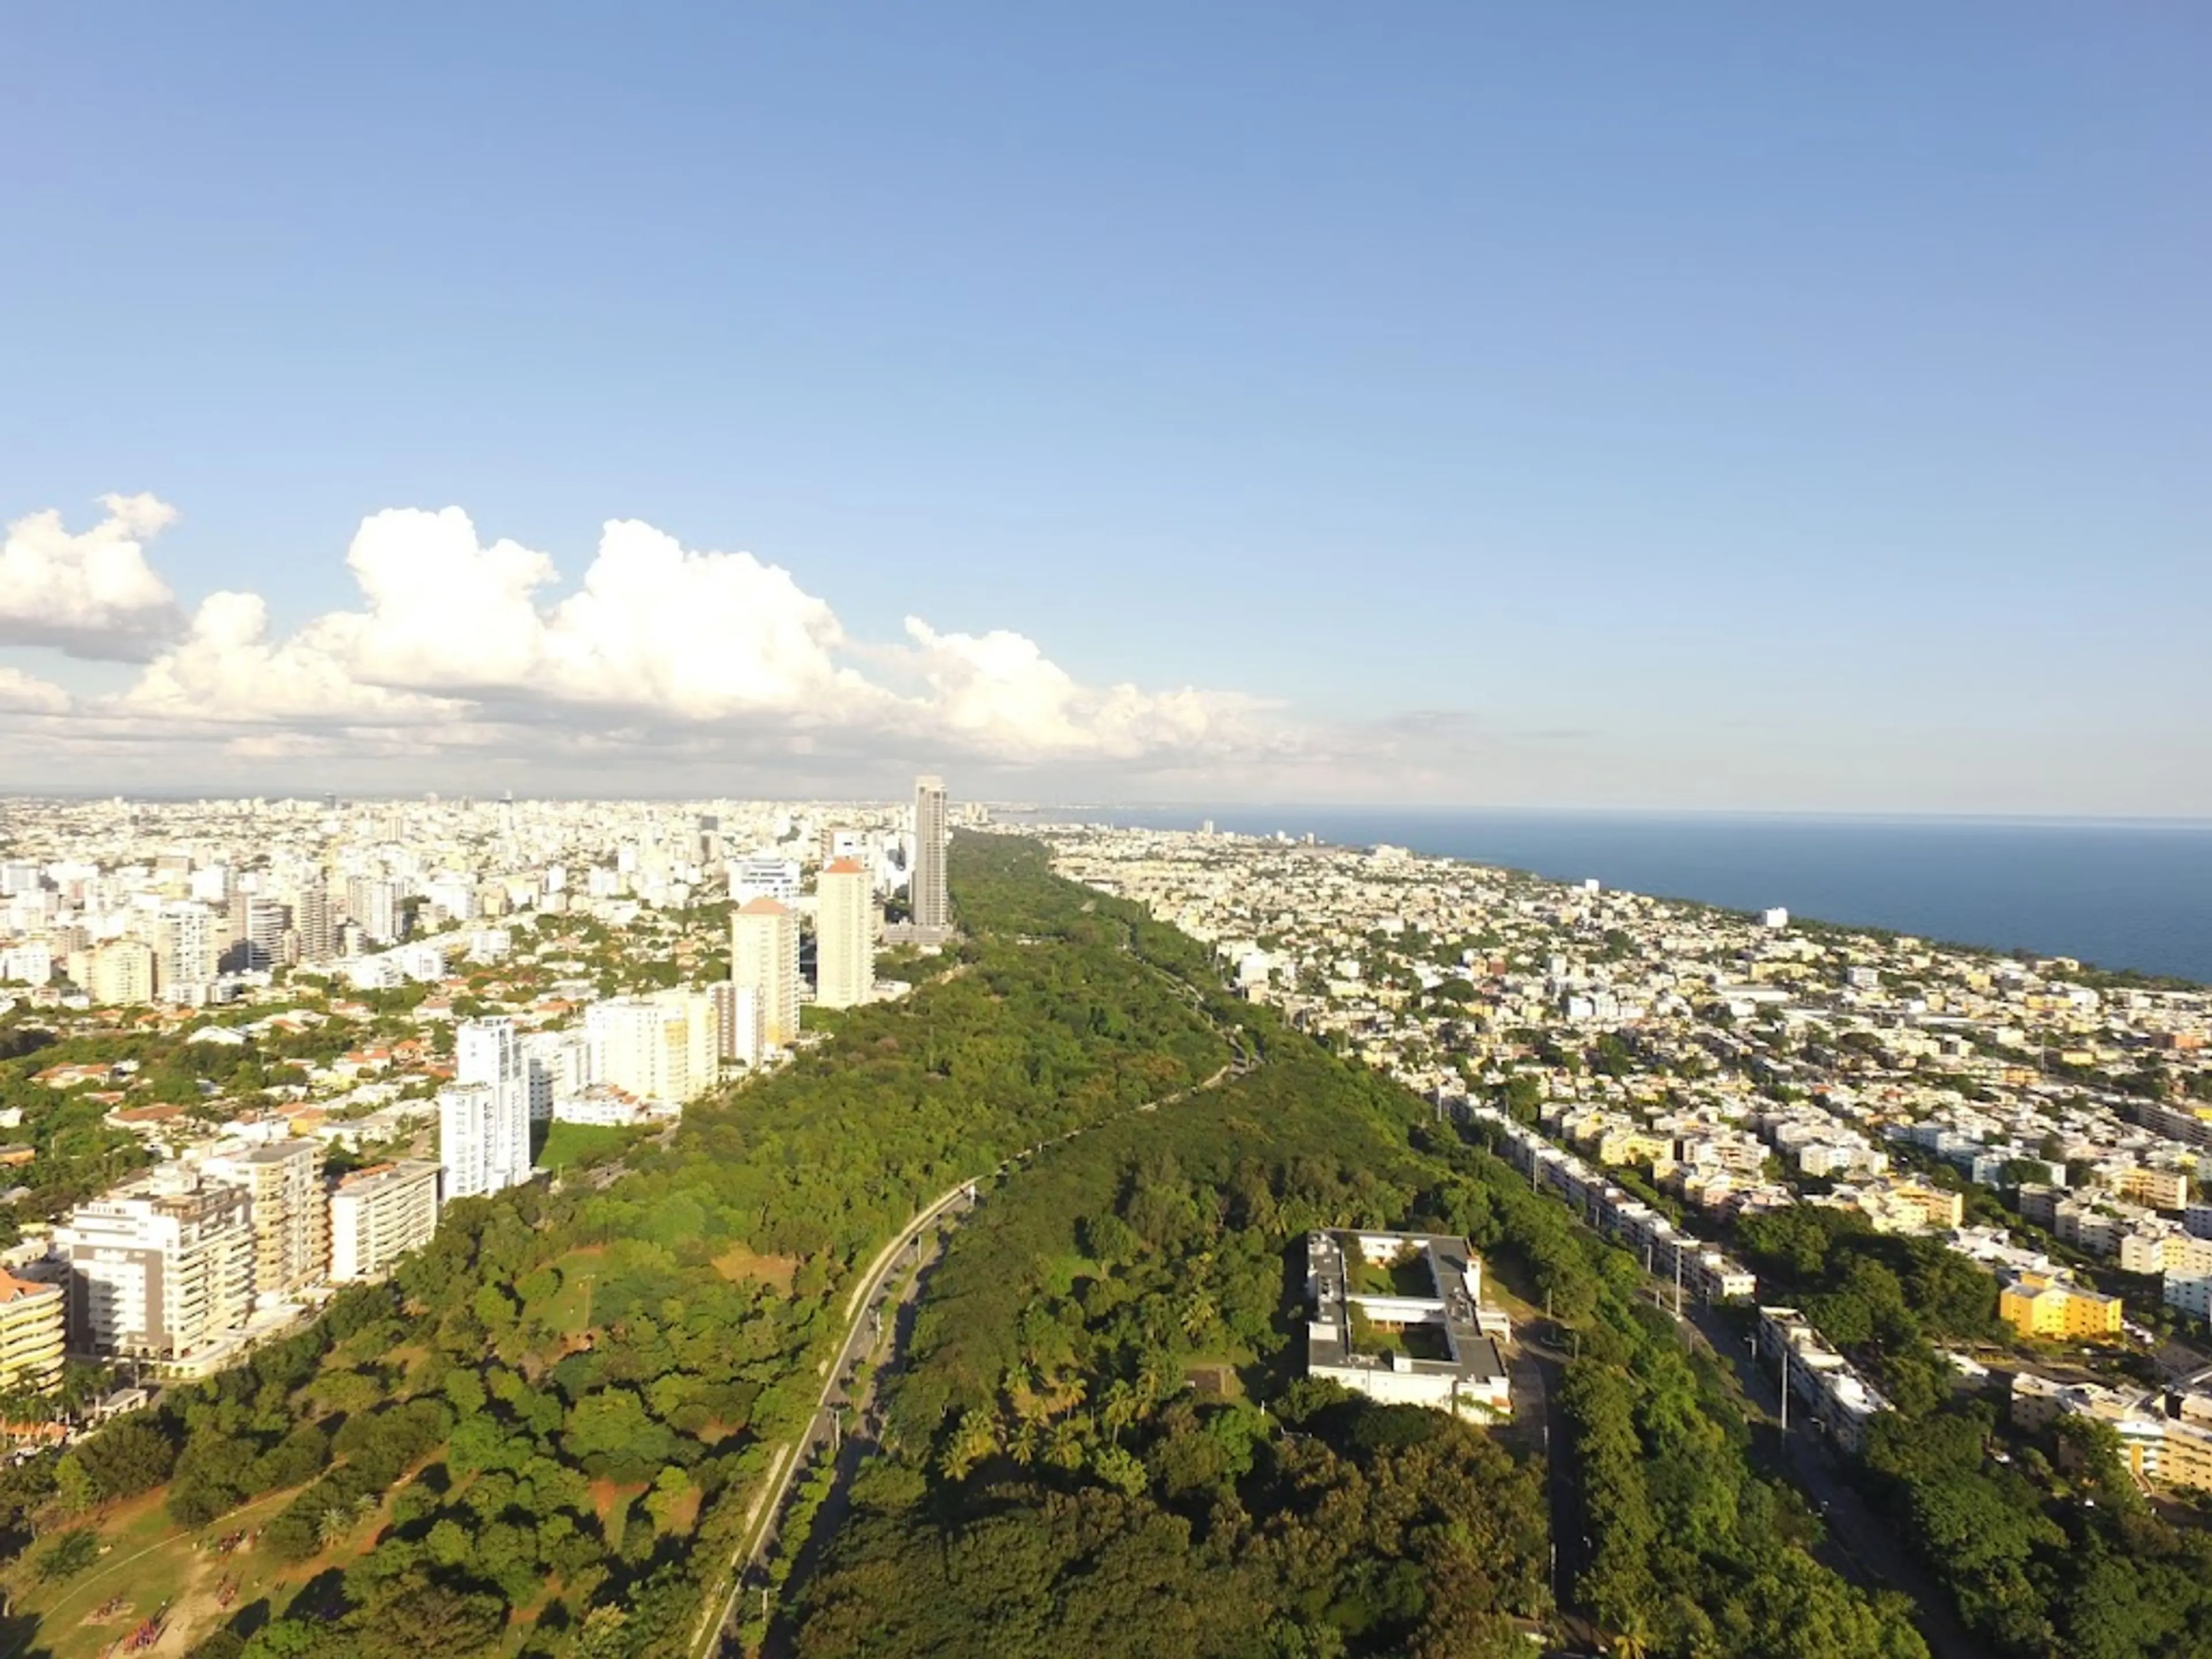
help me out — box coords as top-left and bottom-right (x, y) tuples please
(1999, 1272), (2124, 1341)
(0, 1271), (66, 1393)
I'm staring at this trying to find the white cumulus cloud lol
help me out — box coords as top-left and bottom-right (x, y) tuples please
(0, 493), (184, 658)
(902, 618), (1256, 759)
(126, 590), (467, 723)
(0, 666), (71, 714)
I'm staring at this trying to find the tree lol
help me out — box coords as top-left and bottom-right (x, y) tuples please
(75, 1416), (175, 1499)
(573, 1606), (630, 1659)
(939, 1409), (999, 1480)
(31, 1527), (101, 1582)
(347, 1579), (505, 1658)
(51, 1451), (96, 1515)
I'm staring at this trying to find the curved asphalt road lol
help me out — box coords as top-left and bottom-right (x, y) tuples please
(694, 1173), (979, 1658)
(696, 1055), (1244, 1658)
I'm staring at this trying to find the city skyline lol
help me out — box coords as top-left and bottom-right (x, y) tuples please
(3, 783), (2211, 1651)
(5, 8), (2207, 815)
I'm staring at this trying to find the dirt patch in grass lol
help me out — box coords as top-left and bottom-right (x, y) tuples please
(712, 1245), (799, 1293)
(587, 1478), (643, 1532)
(662, 1484), (702, 1535)
(157, 1551), (228, 1656)
(1184, 1361), (1245, 1400)
(15, 1483), (312, 1659)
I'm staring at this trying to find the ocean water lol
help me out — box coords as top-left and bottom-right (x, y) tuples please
(1033, 809), (2212, 986)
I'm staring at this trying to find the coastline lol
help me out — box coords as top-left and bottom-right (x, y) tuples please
(1006, 807), (2212, 988)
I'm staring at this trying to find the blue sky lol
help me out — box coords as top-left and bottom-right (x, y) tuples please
(2, 4), (2206, 808)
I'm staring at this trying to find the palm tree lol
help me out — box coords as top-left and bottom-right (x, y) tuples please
(316, 1504), (354, 1551)
(1135, 1353), (1171, 1407)
(1045, 1419), (1086, 1471)
(1100, 1379), (1139, 1442)
(1003, 1363), (1048, 1423)
(938, 1408), (999, 1480)
(1178, 1290), (1217, 1343)
(1049, 1373), (1088, 1420)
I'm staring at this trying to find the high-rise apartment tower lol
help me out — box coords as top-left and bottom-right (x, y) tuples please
(55, 1172), (256, 1361)
(815, 859), (875, 1009)
(203, 1139), (331, 1296)
(438, 1084), (527, 1204)
(912, 774), (949, 935)
(732, 897), (800, 1048)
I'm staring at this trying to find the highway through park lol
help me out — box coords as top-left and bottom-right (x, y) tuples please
(696, 1058), (1241, 1658)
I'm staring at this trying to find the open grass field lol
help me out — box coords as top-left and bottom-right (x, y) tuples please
(2, 1477), (398, 1659)
(536, 1120), (637, 1172)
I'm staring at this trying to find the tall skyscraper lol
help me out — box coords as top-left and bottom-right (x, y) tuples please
(344, 876), (400, 944)
(294, 881), (335, 964)
(912, 774), (949, 935)
(709, 981), (763, 1068)
(156, 900), (216, 997)
(732, 897), (800, 1048)
(79, 938), (155, 1005)
(816, 858), (875, 1009)
(457, 1016), (527, 1109)
(243, 897), (289, 972)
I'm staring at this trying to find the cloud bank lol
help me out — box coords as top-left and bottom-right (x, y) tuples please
(1, 495), (1288, 793)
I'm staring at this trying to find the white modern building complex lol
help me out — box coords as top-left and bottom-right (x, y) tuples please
(1304, 1230), (1512, 1418)
(437, 1078), (530, 1205)
(457, 1015), (530, 1124)
(521, 1027), (593, 1122)
(440, 1016), (534, 1202)
(815, 858), (875, 1009)
(729, 855), (801, 905)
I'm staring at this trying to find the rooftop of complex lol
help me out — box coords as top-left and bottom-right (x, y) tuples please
(1305, 1228), (1505, 1388)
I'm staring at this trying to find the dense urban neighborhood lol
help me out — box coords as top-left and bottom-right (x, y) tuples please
(0, 787), (963, 1411)
(1040, 822), (2212, 1650)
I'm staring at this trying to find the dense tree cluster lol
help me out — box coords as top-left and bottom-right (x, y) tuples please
(1862, 1403), (2212, 1657)
(794, 1047), (1550, 1659)
(792, 978), (1925, 1659)
(1430, 1121), (1929, 1659)
(14, 838), (1230, 1658)
(1557, 1308), (1924, 1659)
(1733, 1203), (1999, 1415)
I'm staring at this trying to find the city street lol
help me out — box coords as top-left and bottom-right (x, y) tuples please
(1677, 1300), (1996, 1659)
(1508, 1323), (1604, 1656)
